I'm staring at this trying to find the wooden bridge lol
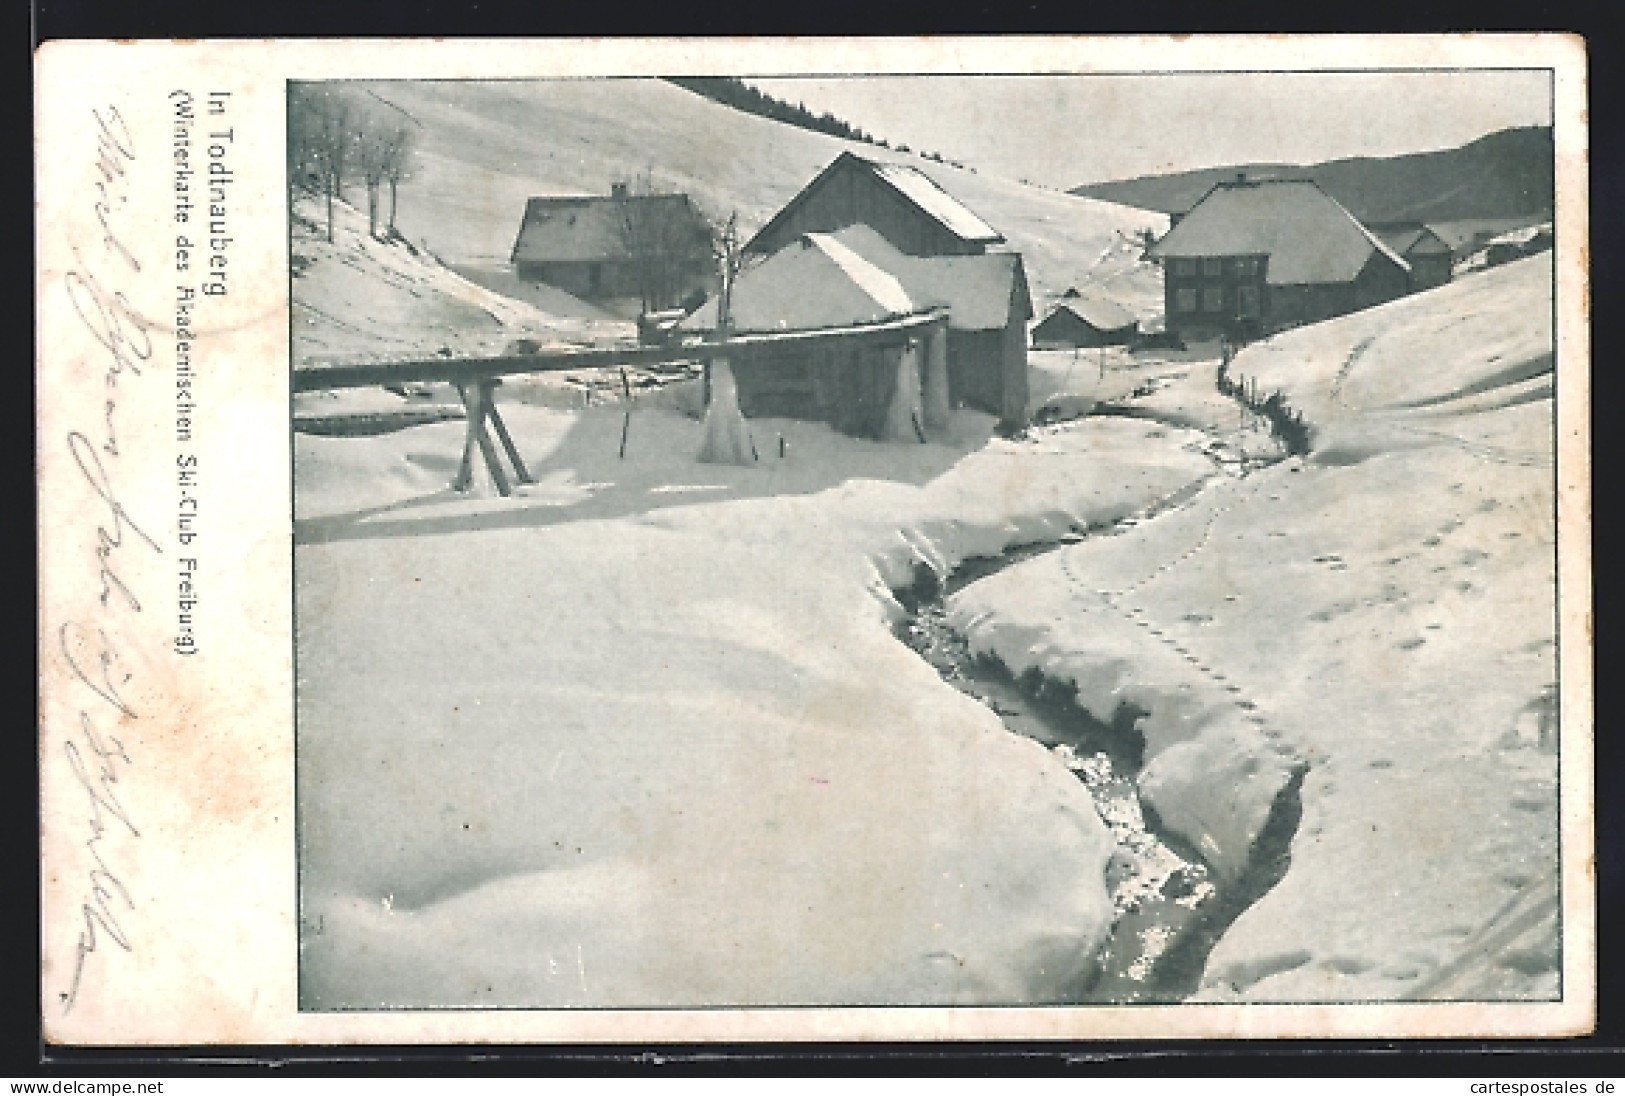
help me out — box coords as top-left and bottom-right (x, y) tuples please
(292, 310), (948, 496)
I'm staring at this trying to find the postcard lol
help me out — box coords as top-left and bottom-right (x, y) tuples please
(36, 34), (1592, 1044)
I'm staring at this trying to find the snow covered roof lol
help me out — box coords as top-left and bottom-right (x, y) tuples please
(1040, 296), (1138, 333)
(682, 224), (1030, 336)
(828, 224), (1031, 331)
(681, 231), (919, 334)
(1424, 217), (1546, 256)
(866, 160), (1004, 245)
(1148, 179), (1409, 286)
(744, 152), (1004, 255)
(1372, 224), (1427, 255)
(1370, 222), (1452, 257)
(510, 194), (709, 264)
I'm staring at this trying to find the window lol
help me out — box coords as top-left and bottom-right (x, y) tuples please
(1203, 286), (1225, 312)
(1238, 284), (1261, 317)
(1175, 287), (1197, 313)
(1233, 256), (1262, 277)
(1172, 258), (1198, 277)
(1202, 257), (1224, 277)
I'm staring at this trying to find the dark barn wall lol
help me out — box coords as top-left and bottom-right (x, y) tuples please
(517, 259), (713, 304)
(1352, 253), (1411, 311)
(1266, 283), (1355, 330)
(999, 318), (1029, 424)
(1408, 253), (1453, 291)
(942, 321), (1028, 424)
(731, 342), (905, 440)
(751, 164), (984, 258)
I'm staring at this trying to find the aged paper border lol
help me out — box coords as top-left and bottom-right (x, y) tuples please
(36, 34), (1593, 1045)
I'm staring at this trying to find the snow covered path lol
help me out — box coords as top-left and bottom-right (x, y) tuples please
(951, 257), (1559, 1002)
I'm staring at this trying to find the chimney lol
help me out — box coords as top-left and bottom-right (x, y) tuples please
(611, 182), (629, 200)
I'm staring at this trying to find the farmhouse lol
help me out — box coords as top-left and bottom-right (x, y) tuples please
(509, 185), (715, 308)
(683, 224), (1032, 434)
(745, 151), (1004, 259)
(1031, 296), (1138, 349)
(1147, 178), (1411, 341)
(1371, 222), (1454, 292)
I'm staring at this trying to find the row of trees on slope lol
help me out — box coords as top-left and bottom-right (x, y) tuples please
(663, 77), (968, 169)
(288, 84), (418, 243)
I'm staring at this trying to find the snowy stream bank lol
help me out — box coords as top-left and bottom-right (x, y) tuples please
(889, 480), (1307, 1002)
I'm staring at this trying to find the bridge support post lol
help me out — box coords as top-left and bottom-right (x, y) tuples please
(453, 378), (535, 496)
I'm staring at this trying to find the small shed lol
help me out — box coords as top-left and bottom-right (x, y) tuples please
(745, 151), (1005, 260)
(1032, 297), (1139, 349)
(1371, 222), (1455, 292)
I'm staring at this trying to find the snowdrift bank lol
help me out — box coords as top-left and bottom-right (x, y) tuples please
(949, 255), (1558, 1001)
(296, 409), (1214, 1007)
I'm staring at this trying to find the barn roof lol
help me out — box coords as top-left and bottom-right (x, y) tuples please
(1039, 296), (1138, 333)
(744, 152), (1004, 253)
(1370, 222), (1452, 256)
(1424, 217), (1547, 256)
(1147, 179), (1409, 286)
(681, 232), (919, 334)
(510, 193), (706, 264)
(866, 161), (1003, 244)
(683, 224), (1031, 336)
(828, 224), (1031, 331)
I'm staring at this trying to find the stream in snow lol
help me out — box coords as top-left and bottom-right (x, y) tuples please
(892, 473), (1302, 1003)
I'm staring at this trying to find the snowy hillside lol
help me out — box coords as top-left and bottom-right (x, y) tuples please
(360, 78), (1166, 315)
(951, 255), (1558, 1001)
(291, 194), (633, 368)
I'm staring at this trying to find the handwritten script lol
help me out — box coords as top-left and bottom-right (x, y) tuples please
(57, 103), (160, 1015)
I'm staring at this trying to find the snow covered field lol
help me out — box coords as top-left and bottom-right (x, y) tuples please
(952, 256), (1560, 1001)
(294, 253), (1559, 1009)
(296, 403), (1217, 1007)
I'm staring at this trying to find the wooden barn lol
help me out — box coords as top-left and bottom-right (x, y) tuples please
(1147, 178), (1411, 341)
(682, 224), (1032, 434)
(682, 232), (949, 440)
(509, 185), (715, 307)
(1371, 222), (1455, 292)
(1031, 296), (1139, 349)
(829, 225), (1032, 426)
(745, 152), (1005, 260)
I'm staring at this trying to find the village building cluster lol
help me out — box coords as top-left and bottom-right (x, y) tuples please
(507, 155), (1550, 441)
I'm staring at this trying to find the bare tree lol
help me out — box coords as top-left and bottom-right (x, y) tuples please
(289, 86), (357, 243)
(616, 171), (715, 313)
(380, 123), (415, 235)
(355, 94), (417, 238)
(703, 211), (749, 409)
(289, 85), (418, 243)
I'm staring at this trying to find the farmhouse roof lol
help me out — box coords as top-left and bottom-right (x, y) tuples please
(1041, 296), (1138, 333)
(1147, 179), (1409, 285)
(682, 224), (1031, 335)
(828, 224), (1031, 331)
(510, 193), (706, 264)
(745, 152), (1004, 253)
(681, 232), (920, 334)
(1369, 221), (1453, 257)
